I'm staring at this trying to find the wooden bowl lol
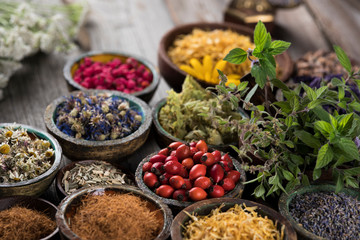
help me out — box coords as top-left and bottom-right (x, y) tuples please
(172, 197), (297, 239)
(278, 184), (360, 240)
(63, 51), (160, 102)
(44, 90), (152, 161)
(135, 150), (246, 209)
(56, 160), (135, 199)
(0, 123), (62, 197)
(158, 22), (293, 92)
(152, 98), (248, 153)
(56, 185), (173, 240)
(0, 195), (59, 239)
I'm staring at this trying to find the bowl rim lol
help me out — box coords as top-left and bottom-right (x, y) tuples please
(0, 123), (62, 188)
(171, 197), (297, 240)
(56, 185), (173, 240)
(56, 159), (134, 197)
(278, 183), (360, 240)
(135, 149), (246, 208)
(44, 89), (152, 147)
(0, 195), (59, 239)
(158, 21), (293, 84)
(152, 97), (248, 149)
(63, 50), (160, 99)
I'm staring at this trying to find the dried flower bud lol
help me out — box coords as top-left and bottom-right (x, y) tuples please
(134, 115), (142, 122)
(0, 143), (10, 154)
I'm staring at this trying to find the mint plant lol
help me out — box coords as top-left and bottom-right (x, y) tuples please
(213, 21), (360, 199)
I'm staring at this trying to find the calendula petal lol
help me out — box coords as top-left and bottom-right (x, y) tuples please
(180, 65), (200, 79)
(202, 55), (213, 77)
(204, 72), (211, 83)
(225, 78), (241, 86)
(227, 74), (242, 80)
(212, 60), (227, 79)
(189, 58), (204, 79)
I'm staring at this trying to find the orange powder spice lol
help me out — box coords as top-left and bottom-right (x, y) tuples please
(70, 193), (164, 240)
(0, 206), (56, 240)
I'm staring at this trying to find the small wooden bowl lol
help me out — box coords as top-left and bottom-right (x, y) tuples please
(158, 22), (293, 92)
(56, 185), (173, 240)
(152, 98), (248, 153)
(44, 90), (152, 161)
(0, 195), (59, 239)
(0, 123), (62, 197)
(135, 150), (246, 209)
(63, 51), (160, 102)
(56, 160), (135, 199)
(172, 197), (297, 240)
(278, 184), (360, 240)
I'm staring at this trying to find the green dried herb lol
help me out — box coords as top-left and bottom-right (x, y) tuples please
(159, 76), (243, 145)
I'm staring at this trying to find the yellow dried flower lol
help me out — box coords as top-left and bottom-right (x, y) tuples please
(180, 55), (241, 85)
(45, 149), (54, 158)
(0, 143), (10, 154)
(5, 130), (13, 138)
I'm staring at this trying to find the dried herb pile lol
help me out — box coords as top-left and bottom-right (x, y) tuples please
(70, 193), (163, 240)
(62, 162), (133, 194)
(0, 126), (54, 183)
(159, 76), (242, 145)
(0, 206), (56, 240)
(183, 204), (284, 240)
(55, 92), (142, 141)
(289, 192), (360, 240)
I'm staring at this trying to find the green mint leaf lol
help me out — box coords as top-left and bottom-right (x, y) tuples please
(315, 143), (334, 169)
(294, 130), (321, 149)
(282, 169), (294, 181)
(338, 113), (353, 134)
(263, 53), (276, 67)
(308, 99), (325, 110)
(264, 33), (272, 50)
(237, 81), (248, 91)
(224, 48), (247, 64)
(313, 106), (330, 122)
(269, 40), (291, 55)
(349, 101), (360, 111)
(335, 174), (344, 193)
(268, 174), (279, 185)
(271, 78), (289, 92)
(273, 101), (291, 113)
(333, 45), (352, 74)
(216, 84), (228, 94)
(301, 82), (317, 101)
(345, 177), (359, 188)
(290, 154), (304, 165)
(314, 121), (333, 137)
(217, 69), (227, 84)
(266, 184), (279, 197)
(343, 167), (360, 176)
(244, 84), (258, 106)
(254, 184), (266, 198)
(313, 168), (322, 181)
(334, 138), (359, 160)
(252, 47), (263, 58)
(316, 86), (328, 98)
(338, 86), (345, 100)
(254, 20), (267, 51)
(251, 64), (267, 89)
(331, 77), (344, 86)
(302, 175), (310, 186)
(290, 95), (299, 112)
(277, 182), (287, 194)
(259, 58), (276, 79)
(228, 83), (237, 89)
(329, 114), (338, 129)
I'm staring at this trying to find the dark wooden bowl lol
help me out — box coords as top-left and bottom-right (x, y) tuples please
(0, 195), (59, 239)
(152, 98), (248, 154)
(56, 160), (135, 200)
(44, 90), (152, 161)
(158, 22), (293, 92)
(56, 185), (173, 240)
(0, 123), (62, 197)
(172, 197), (297, 240)
(278, 184), (360, 240)
(63, 51), (160, 102)
(135, 150), (246, 209)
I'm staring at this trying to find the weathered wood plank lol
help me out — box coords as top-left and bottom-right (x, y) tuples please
(303, 0), (360, 63)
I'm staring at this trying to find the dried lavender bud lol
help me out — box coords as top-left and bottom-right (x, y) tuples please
(0, 126), (54, 183)
(289, 191), (360, 240)
(55, 93), (142, 141)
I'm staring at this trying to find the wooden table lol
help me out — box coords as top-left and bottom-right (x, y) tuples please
(0, 0), (358, 206)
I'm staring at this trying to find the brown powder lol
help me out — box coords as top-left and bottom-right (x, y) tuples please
(0, 206), (56, 240)
(70, 193), (164, 240)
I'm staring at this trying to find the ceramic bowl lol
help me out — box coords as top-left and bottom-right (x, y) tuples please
(44, 90), (152, 161)
(56, 159), (135, 199)
(0, 123), (62, 197)
(158, 22), (293, 92)
(63, 51), (160, 102)
(152, 98), (248, 153)
(278, 184), (360, 240)
(56, 185), (173, 240)
(171, 197), (297, 240)
(135, 150), (246, 209)
(0, 195), (59, 239)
